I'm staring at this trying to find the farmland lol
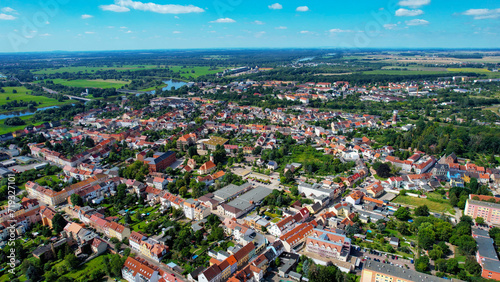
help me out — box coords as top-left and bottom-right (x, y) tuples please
(36, 79), (130, 89)
(167, 66), (226, 78)
(33, 65), (159, 74)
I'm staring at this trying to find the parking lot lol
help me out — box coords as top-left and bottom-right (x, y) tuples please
(352, 246), (415, 271)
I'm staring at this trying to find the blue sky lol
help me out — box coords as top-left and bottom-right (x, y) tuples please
(0, 0), (498, 52)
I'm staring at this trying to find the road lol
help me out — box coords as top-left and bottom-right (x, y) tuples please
(40, 86), (91, 101)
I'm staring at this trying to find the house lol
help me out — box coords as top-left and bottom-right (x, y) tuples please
(267, 161), (278, 170)
(143, 151), (177, 173)
(389, 237), (399, 247)
(365, 182), (384, 198)
(199, 160), (216, 175)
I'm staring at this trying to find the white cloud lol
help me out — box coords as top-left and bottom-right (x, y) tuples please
(384, 23), (398, 30)
(40, 33), (51, 37)
(1, 7), (17, 14)
(253, 20), (264, 25)
(85, 31), (95, 34)
(398, 0), (430, 8)
(173, 31), (181, 34)
(255, 31), (266, 38)
(329, 28), (353, 33)
(275, 26), (287, 29)
(395, 8), (424, 16)
(112, 0), (204, 14)
(210, 18), (236, 23)
(125, 30), (132, 33)
(120, 26), (127, 29)
(81, 14), (93, 19)
(0, 13), (16, 20)
(462, 9), (500, 20)
(405, 19), (429, 25)
(296, 6), (309, 12)
(300, 30), (310, 34)
(268, 3), (282, 10)
(45, 21), (50, 24)
(99, 4), (130, 12)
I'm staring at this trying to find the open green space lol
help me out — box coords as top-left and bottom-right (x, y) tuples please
(0, 115), (45, 135)
(36, 79), (130, 89)
(0, 86), (72, 109)
(392, 193), (455, 214)
(33, 65), (159, 75)
(168, 66), (226, 78)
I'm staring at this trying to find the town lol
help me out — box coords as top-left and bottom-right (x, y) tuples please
(0, 48), (499, 282)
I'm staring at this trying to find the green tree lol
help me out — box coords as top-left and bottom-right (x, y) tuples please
(70, 194), (84, 207)
(475, 217), (485, 225)
(394, 207), (411, 221)
(446, 258), (459, 274)
(64, 253), (79, 268)
(52, 213), (67, 233)
(415, 256), (430, 273)
(414, 205), (430, 217)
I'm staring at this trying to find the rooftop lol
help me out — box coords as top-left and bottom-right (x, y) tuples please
(363, 260), (462, 282)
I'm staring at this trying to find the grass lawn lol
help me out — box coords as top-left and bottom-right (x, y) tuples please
(33, 65), (159, 74)
(168, 66), (226, 78)
(37, 78), (130, 89)
(392, 193), (455, 214)
(0, 86), (72, 110)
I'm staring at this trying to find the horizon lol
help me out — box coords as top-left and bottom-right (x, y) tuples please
(0, 0), (499, 53)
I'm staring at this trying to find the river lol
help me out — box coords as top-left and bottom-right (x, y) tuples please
(0, 105), (60, 120)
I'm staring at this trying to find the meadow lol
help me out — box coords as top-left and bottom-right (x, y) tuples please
(168, 66), (226, 78)
(36, 79), (130, 89)
(0, 86), (72, 110)
(33, 65), (159, 74)
(392, 193), (455, 214)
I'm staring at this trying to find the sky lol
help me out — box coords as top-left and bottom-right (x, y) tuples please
(0, 0), (498, 52)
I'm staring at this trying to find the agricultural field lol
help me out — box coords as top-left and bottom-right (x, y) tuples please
(0, 86), (72, 110)
(33, 65), (159, 74)
(167, 66), (226, 78)
(37, 79), (130, 89)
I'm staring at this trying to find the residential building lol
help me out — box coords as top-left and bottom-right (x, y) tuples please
(361, 260), (458, 282)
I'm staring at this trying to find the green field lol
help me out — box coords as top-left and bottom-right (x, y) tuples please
(37, 79), (130, 88)
(363, 68), (500, 78)
(168, 66), (226, 78)
(33, 65), (159, 74)
(392, 193), (455, 214)
(0, 86), (72, 113)
(0, 115), (45, 135)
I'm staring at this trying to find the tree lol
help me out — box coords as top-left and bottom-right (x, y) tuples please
(25, 265), (40, 281)
(465, 258), (482, 276)
(435, 259), (447, 272)
(375, 163), (391, 178)
(64, 253), (79, 268)
(52, 213), (67, 233)
(414, 205), (430, 217)
(475, 217), (485, 225)
(446, 258), (459, 274)
(415, 256), (430, 273)
(394, 207), (411, 221)
(124, 213), (132, 224)
(4, 117), (26, 126)
(70, 194), (83, 207)
(275, 257), (281, 266)
(418, 224), (436, 250)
